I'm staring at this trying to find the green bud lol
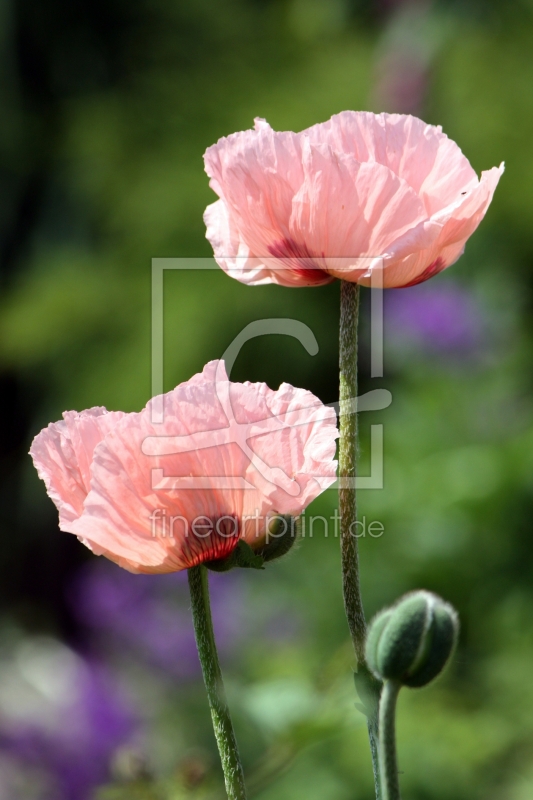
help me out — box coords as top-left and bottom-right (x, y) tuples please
(257, 515), (300, 563)
(365, 591), (459, 688)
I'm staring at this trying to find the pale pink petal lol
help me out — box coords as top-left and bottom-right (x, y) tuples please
(29, 407), (125, 527)
(431, 164), (504, 246)
(205, 126), (436, 285)
(205, 119), (304, 208)
(66, 361), (337, 573)
(238, 379), (338, 521)
(204, 113), (502, 288)
(364, 163), (504, 288)
(69, 432), (258, 573)
(290, 141), (439, 281)
(205, 121), (333, 286)
(304, 112), (479, 216)
(30, 418), (86, 526)
(203, 200), (277, 286)
(61, 408), (126, 491)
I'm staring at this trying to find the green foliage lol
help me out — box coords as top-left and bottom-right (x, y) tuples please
(3, 1), (533, 798)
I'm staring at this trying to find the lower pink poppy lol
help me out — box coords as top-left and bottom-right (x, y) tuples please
(30, 361), (338, 573)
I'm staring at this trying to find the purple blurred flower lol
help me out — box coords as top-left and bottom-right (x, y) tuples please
(384, 282), (486, 356)
(68, 560), (248, 677)
(0, 640), (136, 800)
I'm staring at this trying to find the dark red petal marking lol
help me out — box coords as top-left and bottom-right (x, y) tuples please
(267, 238), (335, 286)
(402, 257), (446, 288)
(180, 515), (241, 569)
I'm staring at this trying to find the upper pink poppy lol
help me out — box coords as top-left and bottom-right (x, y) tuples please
(204, 112), (503, 288)
(30, 361), (338, 574)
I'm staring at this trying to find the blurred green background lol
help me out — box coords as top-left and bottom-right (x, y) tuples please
(1, 0), (533, 797)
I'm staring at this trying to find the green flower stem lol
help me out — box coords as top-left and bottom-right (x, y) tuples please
(188, 565), (247, 800)
(339, 280), (365, 661)
(339, 280), (381, 799)
(378, 680), (402, 800)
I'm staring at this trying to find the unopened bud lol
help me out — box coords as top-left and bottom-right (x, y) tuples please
(258, 515), (300, 563)
(365, 591), (459, 688)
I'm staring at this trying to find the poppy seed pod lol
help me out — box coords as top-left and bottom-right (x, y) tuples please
(365, 591), (459, 688)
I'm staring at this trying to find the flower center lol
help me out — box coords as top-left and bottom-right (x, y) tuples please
(181, 514), (241, 568)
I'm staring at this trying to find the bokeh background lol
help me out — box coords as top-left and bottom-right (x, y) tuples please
(1, 0), (532, 797)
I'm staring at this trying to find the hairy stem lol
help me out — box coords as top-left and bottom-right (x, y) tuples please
(188, 565), (247, 800)
(339, 281), (365, 662)
(339, 280), (381, 799)
(379, 680), (402, 800)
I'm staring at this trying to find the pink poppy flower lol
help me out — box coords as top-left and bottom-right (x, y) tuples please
(203, 112), (503, 288)
(30, 361), (338, 574)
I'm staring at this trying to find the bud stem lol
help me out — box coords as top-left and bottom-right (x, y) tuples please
(188, 565), (247, 800)
(339, 280), (381, 799)
(379, 680), (402, 800)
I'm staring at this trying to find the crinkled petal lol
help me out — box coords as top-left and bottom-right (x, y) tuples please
(304, 111), (479, 216)
(29, 407), (125, 527)
(366, 163), (504, 288)
(205, 120), (331, 286)
(61, 408), (126, 492)
(291, 141), (438, 280)
(203, 200), (281, 286)
(204, 113), (502, 289)
(67, 361), (338, 573)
